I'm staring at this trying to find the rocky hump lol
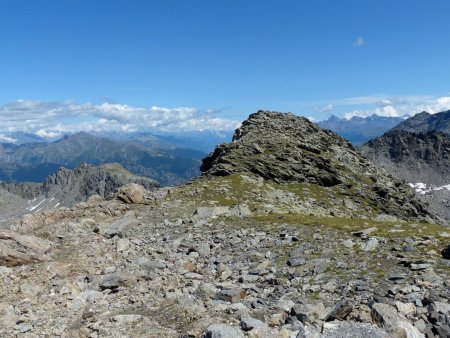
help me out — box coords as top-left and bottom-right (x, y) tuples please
(202, 111), (437, 222)
(202, 111), (346, 186)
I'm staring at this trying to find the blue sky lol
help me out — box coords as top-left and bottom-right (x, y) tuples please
(1, 0), (450, 134)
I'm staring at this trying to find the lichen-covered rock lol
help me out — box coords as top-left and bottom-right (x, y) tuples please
(322, 321), (391, 338)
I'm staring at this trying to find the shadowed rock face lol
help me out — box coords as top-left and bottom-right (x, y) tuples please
(201, 111), (438, 222)
(360, 130), (450, 186)
(360, 129), (450, 221)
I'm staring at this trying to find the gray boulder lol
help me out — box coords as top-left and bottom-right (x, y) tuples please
(202, 323), (244, 338)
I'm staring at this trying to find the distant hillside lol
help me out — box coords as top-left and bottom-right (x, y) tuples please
(0, 132), (205, 185)
(392, 109), (450, 134)
(156, 130), (234, 153)
(318, 114), (405, 144)
(93, 130), (234, 153)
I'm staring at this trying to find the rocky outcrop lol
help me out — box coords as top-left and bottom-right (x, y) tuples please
(202, 111), (438, 222)
(41, 162), (159, 206)
(202, 111), (347, 186)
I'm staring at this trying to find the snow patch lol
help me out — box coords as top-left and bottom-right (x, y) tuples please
(0, 134), (17, 143)
(409, 182), (450, 195)
(27, 198), (46, 211)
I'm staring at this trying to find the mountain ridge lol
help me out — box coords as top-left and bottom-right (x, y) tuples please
(0, 132), (204, 185)
(392, 109), (450, 134)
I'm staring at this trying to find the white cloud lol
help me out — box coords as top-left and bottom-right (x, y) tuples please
(342, 95), (450, 119)
(0, 100), (240, 135)
(314, 104), (333, 113)
(352, 37), (364, 47)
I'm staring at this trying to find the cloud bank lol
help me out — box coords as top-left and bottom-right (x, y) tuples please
(339, 95), (450, 119)
(0, 100), (240, 136)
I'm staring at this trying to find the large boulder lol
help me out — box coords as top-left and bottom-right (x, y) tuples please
(371, 303), (424, 338)
(0, 230), (53, 266)
(202, 324), (244, 338)
(117, 184), (147, 204)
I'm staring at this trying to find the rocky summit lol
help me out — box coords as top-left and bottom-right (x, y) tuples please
(202, 111), (436, 223)
(0, 111), (449, 338)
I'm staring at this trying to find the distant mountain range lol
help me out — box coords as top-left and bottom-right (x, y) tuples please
(0, 132), (47, 144)
(318, 114), (407, 144)
(0, 132), (206, 185)
(0, 129), (234, 154)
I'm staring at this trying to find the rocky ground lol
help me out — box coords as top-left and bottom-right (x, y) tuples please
(0, 177), (449, 337)
(416, 189), (450, 228)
